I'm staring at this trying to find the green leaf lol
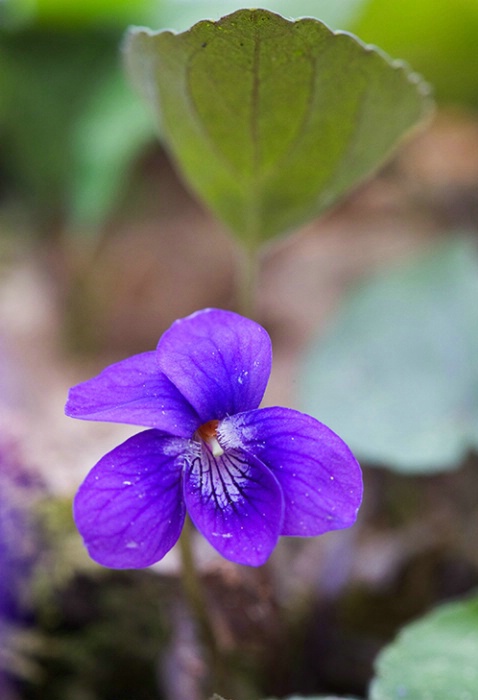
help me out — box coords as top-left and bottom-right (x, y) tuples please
(299, 237), (478, 474)
(124, 9), (431, 247)
(369, 593), (478, 700)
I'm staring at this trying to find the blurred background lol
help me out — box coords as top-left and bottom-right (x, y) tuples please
(1, 1), (478, 699)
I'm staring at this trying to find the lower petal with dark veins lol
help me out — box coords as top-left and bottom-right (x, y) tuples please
(183, 444), (284, 566)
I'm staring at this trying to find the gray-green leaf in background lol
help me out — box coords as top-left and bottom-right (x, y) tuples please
(124, 9), (431, 248)
(369, 592), (478, 700)
(300, 237), (478, 474)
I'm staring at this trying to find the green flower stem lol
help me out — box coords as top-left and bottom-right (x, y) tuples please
(178, 516), (226, 694)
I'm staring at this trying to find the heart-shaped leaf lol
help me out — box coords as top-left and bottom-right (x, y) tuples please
(124, 9), (431, 247)
(369, 593), (478, 700)
(299, 237), (478, 473)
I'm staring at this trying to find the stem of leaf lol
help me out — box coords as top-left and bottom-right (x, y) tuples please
(178, 515), (226, 694)
(237, 242), (260, 319)
(236, 195), (262, 318)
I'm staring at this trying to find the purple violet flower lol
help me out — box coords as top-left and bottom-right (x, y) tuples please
(66, 309), (362, 568)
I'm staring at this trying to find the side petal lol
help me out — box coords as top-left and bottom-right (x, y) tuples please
(183, 445), (284, 566)
(156, 309), (272, 422)
(219, 407), (363, 536)
(65, 351), (200, 437)
(73, 430), (187, 568)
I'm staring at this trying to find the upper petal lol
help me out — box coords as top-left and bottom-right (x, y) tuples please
(219, 407), (363, 536)
(65, 351), (200, 437)
(156, 309), (272, 422)
(73, 430), (187, 568)
(183, 444), (284, 566)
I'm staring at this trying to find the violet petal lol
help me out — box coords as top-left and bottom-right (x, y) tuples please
(73, 430), (187, 568)
(156, 309), (272, 422)
(183, 444), (284, 566)
(65, 351), (200, 437)
(219, 407), (363, 536)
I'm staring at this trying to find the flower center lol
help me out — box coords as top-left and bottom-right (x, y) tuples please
(195, 419), (224, 457)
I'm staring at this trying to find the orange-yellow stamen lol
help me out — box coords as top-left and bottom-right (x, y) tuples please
(196, 419), (224, 457)
(197, 419), (220, 441)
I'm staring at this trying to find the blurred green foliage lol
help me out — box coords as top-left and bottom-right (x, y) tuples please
(0, 29), (123, 223)
(0, 5), (155, 230)
(351, 0), (478, 107)
(1, 0), (155, 28)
